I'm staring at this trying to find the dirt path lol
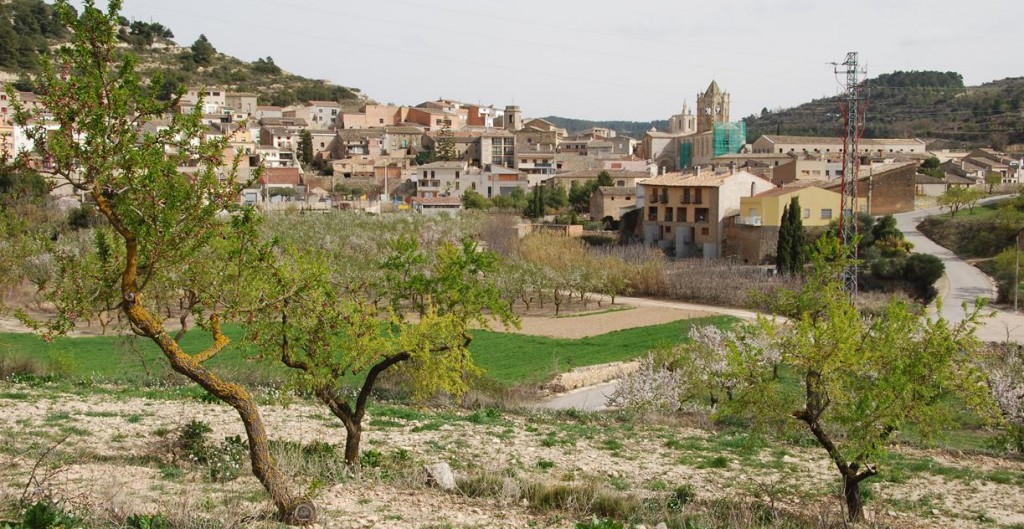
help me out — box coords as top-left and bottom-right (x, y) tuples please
(490, 304), (719, 339)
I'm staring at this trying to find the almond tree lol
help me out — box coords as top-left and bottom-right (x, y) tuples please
(252, 222), (516, 465)
(728, 241), (997, 521)
(11, 1), (314, 522)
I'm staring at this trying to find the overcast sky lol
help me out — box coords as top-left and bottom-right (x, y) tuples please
(101, 0), (1022, 122)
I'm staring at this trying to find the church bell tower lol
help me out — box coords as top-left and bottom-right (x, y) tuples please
(696, 80), (729, 133)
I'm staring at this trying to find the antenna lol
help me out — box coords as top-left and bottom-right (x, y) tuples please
(830, 52), (867, 295)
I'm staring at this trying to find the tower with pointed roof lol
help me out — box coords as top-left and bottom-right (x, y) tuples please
(696, 80), (729, 133)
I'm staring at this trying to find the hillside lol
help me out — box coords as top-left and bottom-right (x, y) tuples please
(0, 0), (368, 109)
(743, 71), (1024, 150)
(541, 116), (668, 139)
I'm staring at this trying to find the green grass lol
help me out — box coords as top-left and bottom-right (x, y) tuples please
(469, 316), (738, 384)
(1, 316), (737, 387)
(0, 324), (282, 381)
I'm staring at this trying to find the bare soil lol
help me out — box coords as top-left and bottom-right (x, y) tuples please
(1, 390), (1021, 528)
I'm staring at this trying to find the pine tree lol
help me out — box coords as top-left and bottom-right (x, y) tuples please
(776, 203), (792, 275)
(786, 196), (806, 275)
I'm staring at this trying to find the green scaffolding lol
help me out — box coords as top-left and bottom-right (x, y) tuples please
(713, 122), (746, 158)
(679, 142), (692, 169)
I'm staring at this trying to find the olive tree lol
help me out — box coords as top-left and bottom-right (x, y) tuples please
(728, 242), (997, 521)
(11, 1), (314, 522)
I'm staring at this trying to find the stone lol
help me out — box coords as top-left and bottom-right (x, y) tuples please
(655, 524), (668, 529)
(424, 461), (456, 490)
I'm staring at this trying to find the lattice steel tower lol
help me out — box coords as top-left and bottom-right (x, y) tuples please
(834, 52), (866, 295)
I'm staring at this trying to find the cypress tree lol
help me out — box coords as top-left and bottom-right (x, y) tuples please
(787, 196), (806, 275)
(776, 203), (792, 275)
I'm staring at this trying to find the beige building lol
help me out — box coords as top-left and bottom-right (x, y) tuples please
(413, 161), (469, 198)
(182, 86), (227, 114)
(590, 186), (637, 221)
(284, 101), (342, 129)
(548, 169), (650, 190)
(751, 135), (927, 157)
(225, 92), (258, 116)
(640, 169), (774, 258)
(339, 104), (408, 129)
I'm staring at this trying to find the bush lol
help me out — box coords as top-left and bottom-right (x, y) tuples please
(20, 501), (81, 529)
(126, 513), (172, 529)
(175, 420), (246, 482)
(902, 253), (944, 300)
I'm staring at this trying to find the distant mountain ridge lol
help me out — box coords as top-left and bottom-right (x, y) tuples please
(0, 0), (369, 109)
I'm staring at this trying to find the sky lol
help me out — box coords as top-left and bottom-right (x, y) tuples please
(100, 0), (1023, 122)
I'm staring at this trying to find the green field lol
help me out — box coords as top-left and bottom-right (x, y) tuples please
(0, 316), (737, 387)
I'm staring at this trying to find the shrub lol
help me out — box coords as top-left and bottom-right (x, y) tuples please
(126, 513), (172, 529)
(902, 252), (944, 300)
(21, 501), (82, 529)
(174, 420), (245, 482)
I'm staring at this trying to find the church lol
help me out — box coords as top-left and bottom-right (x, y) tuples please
(639, 81), (746, 173)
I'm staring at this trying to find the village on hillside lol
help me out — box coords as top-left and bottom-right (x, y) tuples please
(6, 3), (1024, 526)
(3, 79), (1021, 264)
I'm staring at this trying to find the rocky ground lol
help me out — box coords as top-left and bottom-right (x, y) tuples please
(1, 388), (1022, 529)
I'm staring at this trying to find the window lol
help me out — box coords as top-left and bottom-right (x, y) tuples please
(379, 118), (385, 124)
(455, 182), (460, 190)
(694, 188), (703, 203)
(455, 171), (460, 179)
(677, 207), (686, 222)
(695, 208), (709, 222)
(648, 206), (657, 221)
(701, 227), (709, 236)
(664, 208), (673, 222)
(821, 209), (833, 219)
(803, 208), (810, 218)
(682, 189), (691, 203)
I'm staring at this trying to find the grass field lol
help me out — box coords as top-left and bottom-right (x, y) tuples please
(0, 316), (737, 387)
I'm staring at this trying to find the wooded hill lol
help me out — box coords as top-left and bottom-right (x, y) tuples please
(0, 0), (368, 109)
(743, 71), (1024, 151)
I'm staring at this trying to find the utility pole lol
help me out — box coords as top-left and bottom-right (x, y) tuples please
(1016, 230), (1023, 312)
(832, 52), (866, 296)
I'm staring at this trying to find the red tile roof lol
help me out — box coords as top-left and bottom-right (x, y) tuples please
(260, 167), (301, 186)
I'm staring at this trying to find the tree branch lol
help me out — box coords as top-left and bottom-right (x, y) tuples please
(354, 351), (412, 423)
(193, 314), (228, 364)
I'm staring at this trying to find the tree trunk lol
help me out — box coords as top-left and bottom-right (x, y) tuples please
(123, 298), (314, 525)
(344, 421), (362, 466)
(844, 474), (864, 522)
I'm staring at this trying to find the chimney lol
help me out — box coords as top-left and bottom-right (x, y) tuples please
(730, 161), (736, 175)
(750, 182), (755, 196)
(696, 165), (701, 176)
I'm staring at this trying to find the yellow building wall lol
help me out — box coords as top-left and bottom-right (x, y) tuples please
(740, 187), (841, 227)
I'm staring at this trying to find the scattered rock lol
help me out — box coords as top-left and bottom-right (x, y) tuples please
(655, 524), (668, 529)
(424, 462), (456, 491)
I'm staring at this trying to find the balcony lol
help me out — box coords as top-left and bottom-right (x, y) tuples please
(737, 216), (763, 226)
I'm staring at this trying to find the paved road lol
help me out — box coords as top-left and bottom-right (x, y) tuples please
(894, 196), (1024, 342)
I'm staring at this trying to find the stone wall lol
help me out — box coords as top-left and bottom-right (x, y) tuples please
(724, 223), (780, 264)
(546, 361), (639, 392)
